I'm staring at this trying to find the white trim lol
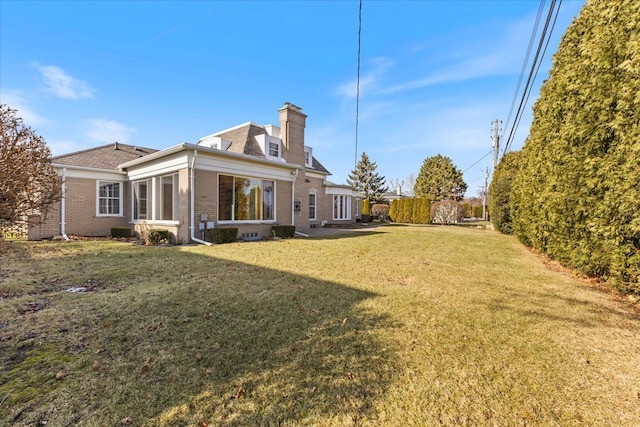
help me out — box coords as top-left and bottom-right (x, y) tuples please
(53, 163), (127, 176)
(332, 195), (352, 221)
(309, 192), (317, 221)
(131, 220), (180, 226)
(96, 181), (123, 217)
(56, 167), (126, 181)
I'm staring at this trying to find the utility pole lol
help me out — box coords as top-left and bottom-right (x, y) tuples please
(482, 167), (489, 221)
(492, 119), (502, 171)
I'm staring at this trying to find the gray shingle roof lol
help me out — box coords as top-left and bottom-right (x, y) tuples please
(52, 143), (157, 170)
(216, 124), (267, 158)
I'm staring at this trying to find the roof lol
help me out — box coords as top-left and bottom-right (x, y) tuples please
(52, 142), (157, 170)
(310, 157), (330, 174)
(216, 123), (267, 158)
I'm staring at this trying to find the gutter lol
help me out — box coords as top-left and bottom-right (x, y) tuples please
(189, 150), (212, 246)
(60, 168), (70, 241)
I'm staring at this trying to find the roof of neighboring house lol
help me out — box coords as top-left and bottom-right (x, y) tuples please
(310, 157), (330, 174)
(52, 142), (157, 170)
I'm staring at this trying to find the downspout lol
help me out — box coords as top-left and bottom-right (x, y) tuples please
(189, 150), (212, 246)
(291, 168), (298, 225)
(60, 168), (70, 241)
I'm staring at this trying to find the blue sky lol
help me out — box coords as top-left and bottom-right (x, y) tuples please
(1, 0), (585, 196)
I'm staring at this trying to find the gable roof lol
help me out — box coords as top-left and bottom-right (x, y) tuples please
(52, 142), (157, 170)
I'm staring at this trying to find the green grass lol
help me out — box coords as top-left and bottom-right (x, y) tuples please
(1, 225), (639, 426)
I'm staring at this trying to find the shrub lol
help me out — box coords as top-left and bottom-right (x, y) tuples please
(431, 200), (463, 225)
(361, 214), (372, 223)
(206, 227), (238, 244)
(371, 204), (389, 221)
(272, 225), (295, 238)
(361, 199), (371, 215)
(111, 227), (131, 238)
(472, 206), (483, 219)
(146, 229), (170, 245)
(389, 199), (398, 222)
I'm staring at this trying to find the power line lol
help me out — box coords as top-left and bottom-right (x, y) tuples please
(462, 149), (493, 174)
(354, 0), (362, 167)
(503, 0), (546, 136)
(502, 0), (563, 156)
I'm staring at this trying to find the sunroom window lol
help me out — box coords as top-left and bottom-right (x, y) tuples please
(219, 175), (275, 222)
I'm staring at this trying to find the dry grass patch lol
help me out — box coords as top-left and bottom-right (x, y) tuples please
(1, 225), (639, 426)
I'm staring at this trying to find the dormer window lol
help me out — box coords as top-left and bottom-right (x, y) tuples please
(269, 141), (280, 157)
(304, 146), (313, 168)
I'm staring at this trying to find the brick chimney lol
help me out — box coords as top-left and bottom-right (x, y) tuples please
(278, 102), (306, 166)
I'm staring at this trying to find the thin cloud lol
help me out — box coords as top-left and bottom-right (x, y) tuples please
(85, 118), (135, 144)
(33, 63), (95, 100)
(335, 57), (394, 99)
(0, 90), (48, 125)
(379, 13), (540, 95)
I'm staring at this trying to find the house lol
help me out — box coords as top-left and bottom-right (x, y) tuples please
(29, 103), (360, 243)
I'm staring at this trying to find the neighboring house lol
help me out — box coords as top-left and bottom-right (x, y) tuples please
(29, 103), (360, 243)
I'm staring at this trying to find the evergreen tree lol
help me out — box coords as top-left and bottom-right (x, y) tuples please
(389, 199), (398, 222)
(488, 151), (521, 234)
(414, 154), (467, 201)
(347, 152), (388, 204)
(511, 0), (640, 289)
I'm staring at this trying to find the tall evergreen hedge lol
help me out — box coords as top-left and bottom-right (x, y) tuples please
(489, 151), (521, 234)
(511, 0), (639, 291)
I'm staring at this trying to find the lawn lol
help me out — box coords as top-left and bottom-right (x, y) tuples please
(1, 225), (639, 426)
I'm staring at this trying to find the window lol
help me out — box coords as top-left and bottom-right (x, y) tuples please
(333, 195), (351, 220)
(133, 175), (178, 222)
(219, 175), (275, 221)
(309, 193), (316, 220)
(304, 147), (313, 167)
(133, 179), (150, 220)
(97, 181), (122, 216)
(159, 174), (178, 221)
(268, 141), (280, 157)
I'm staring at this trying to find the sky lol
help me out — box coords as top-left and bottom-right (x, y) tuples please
(0, 0), (585, 197)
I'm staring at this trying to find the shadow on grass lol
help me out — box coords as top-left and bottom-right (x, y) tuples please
(2, 242), (401, 426)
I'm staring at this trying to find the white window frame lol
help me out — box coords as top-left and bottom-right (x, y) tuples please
(333, 195), (351, 220)
(304, 146), (313, 168)
(268, 141), (280, 158)
(355, 198), (360, 217)
(96, 181), (123, 217)
(309, 192), (317, 220)
(158, 173), (179, 221)
(132, 179), (151, 221)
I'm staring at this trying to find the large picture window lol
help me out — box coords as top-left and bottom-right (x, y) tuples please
(333, 195), (351, 220)
(97, 181), (122, 216)
(219, 175), (275, 222)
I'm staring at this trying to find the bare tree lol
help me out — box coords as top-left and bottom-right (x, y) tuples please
(0, 104), (61, 233)
(431, 200), (464, 225)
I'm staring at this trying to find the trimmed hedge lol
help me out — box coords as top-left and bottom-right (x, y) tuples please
(206, 227), (238, 244)
(147, 229), (170, 245)
(488, 151), (520, 234)
(511, 0), (640, 291)
(272, 225), (295, 239)
(111, 227), (132, 238)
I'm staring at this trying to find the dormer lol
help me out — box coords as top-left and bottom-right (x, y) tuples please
(304, 146), (313, 168)
(197, 135), (232, 151)
(255, 132), (284, 161)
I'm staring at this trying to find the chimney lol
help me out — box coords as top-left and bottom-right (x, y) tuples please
(278, 103), (306, 164)
(397, 185), (401, 196)
(114, 141), (119, 150)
